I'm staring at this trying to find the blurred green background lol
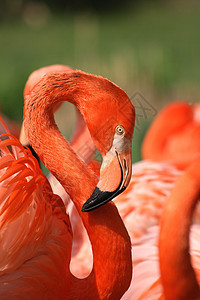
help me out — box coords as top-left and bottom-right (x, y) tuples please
(0, 0), (200, 162)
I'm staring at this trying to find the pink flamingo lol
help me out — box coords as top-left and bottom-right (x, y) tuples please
(0, 69), (135, 298)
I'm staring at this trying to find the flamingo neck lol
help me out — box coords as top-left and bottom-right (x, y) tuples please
(159, 163), (200, 300)
(24, 71), (132, 299)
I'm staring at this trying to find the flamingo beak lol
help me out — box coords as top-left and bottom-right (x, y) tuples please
(82, 140), (132, 212)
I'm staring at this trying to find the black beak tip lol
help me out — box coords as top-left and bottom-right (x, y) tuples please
(81, 202), (92, 212)
(81, 185), (126, 213)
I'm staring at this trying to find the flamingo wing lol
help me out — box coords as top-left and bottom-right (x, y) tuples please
(0, 122), (71, 298)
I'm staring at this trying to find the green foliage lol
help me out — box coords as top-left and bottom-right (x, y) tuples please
(0, 3), (200, 161)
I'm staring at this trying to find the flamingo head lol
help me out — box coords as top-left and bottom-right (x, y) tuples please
(77, 72), (135, 212)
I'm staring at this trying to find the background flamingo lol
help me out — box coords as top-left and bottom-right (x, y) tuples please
(0, 69), (135, 298)
(142, 100), (200, 170)
(159, 159), (200, 300)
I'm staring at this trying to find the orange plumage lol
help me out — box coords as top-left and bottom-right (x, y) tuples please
(159, 159), (200, 300)
(0, 68), (135, 299)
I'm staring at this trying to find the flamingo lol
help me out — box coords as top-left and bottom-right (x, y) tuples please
(142, 100), (200, 170)
(0, 69), (135, 298)
(20, 66), (199, 299)
(159, 159), (200, 300)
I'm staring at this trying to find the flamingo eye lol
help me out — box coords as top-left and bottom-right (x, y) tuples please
(116, 125), (124, 135)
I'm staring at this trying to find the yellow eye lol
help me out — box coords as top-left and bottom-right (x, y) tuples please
(116, 125), (124, 135)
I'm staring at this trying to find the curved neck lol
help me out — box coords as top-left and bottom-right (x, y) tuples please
(24, 72), (132, 299)
(159, 162), (200, 300)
